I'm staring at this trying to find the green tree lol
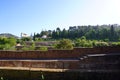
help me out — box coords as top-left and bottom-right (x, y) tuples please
(0, 37), (16, 50)
(110, 25), (115, 40)
(55, 39), (73, 49)
(8, 37), (16, 46)
(52, 30), (56, 39)
(61, 28), (68, 38)
(29, 42), (35, 50)
(21, 37), (32, 41)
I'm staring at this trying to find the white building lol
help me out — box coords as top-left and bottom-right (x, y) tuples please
(21, 33), (29, 38)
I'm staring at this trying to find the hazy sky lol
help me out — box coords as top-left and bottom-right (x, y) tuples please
(0, 0), (120, 36)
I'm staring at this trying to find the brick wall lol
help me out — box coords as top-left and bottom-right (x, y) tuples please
(0, 46), (120, 69)
(0, 46), (120, 59)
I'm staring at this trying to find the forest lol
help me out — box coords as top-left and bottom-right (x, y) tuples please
(34, 24), (120, 41)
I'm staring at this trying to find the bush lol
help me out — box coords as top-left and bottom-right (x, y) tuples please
(29, 42), (35, 50)
(38, 46), (48, 51)
(110, 42), (120, 46)
(55, 39), (73, 50)
(93, 42), (109, 47)
(0, 45), (4, 50)
(75, 38), (93, 48)
(21, 47), (30, 51)
(0, 37), (16, 50)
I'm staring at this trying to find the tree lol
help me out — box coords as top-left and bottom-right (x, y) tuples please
(55, 39), (73, 49)
(33, 32), (36, 41)
(40, 31), (48, 37)
(56, 27), (61, 32)
(21, 37), (32, 41)
(75, 36), (93, 48)
(61, 28), (68, 38)
(8, 37), (16, 46)
(35, 24), (120, 41)
(51, 30), (56, 39)
(0, 37), (16, 50)
(29, 42), (35, 50)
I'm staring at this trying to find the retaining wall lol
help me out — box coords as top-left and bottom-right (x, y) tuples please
(0, 46), (120, 59)
(0, 46), (120, 80)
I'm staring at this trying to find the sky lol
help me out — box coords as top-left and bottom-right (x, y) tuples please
(0, 0), (120, 37)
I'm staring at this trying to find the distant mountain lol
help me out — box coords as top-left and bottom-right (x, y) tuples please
(0, 33), (19, 38)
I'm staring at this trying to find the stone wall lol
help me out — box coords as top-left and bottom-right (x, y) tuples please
(0, 46), (120, 80)
(0, 46), (120, 70)
(0, 46), (120, 59)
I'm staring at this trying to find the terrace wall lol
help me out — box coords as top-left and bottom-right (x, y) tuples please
(0, 46), (120, 59)
(0, 46), (120, 80)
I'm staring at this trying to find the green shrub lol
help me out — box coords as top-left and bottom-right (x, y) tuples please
(110, 42), (120, 46)
(37, 46), (48, 51)
(0, 37), (16, 50)
(75, 38), (93, 48)
(94, 42), (109, 47)
(21, 47), (30, 51)
(55, 39), (73, 50)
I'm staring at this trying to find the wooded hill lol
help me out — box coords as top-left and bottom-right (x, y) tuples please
(34, 24), (120, 41)
(0, 33), (18, 38)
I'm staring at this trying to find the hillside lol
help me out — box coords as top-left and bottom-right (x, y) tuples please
(0, 33), (19, 38)
(34, 24), (120, 41)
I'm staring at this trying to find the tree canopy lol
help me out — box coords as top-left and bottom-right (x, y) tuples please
(55, 39), (73, 50)
(33, 24), (120, 41)
(0, 37), (16, 50)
